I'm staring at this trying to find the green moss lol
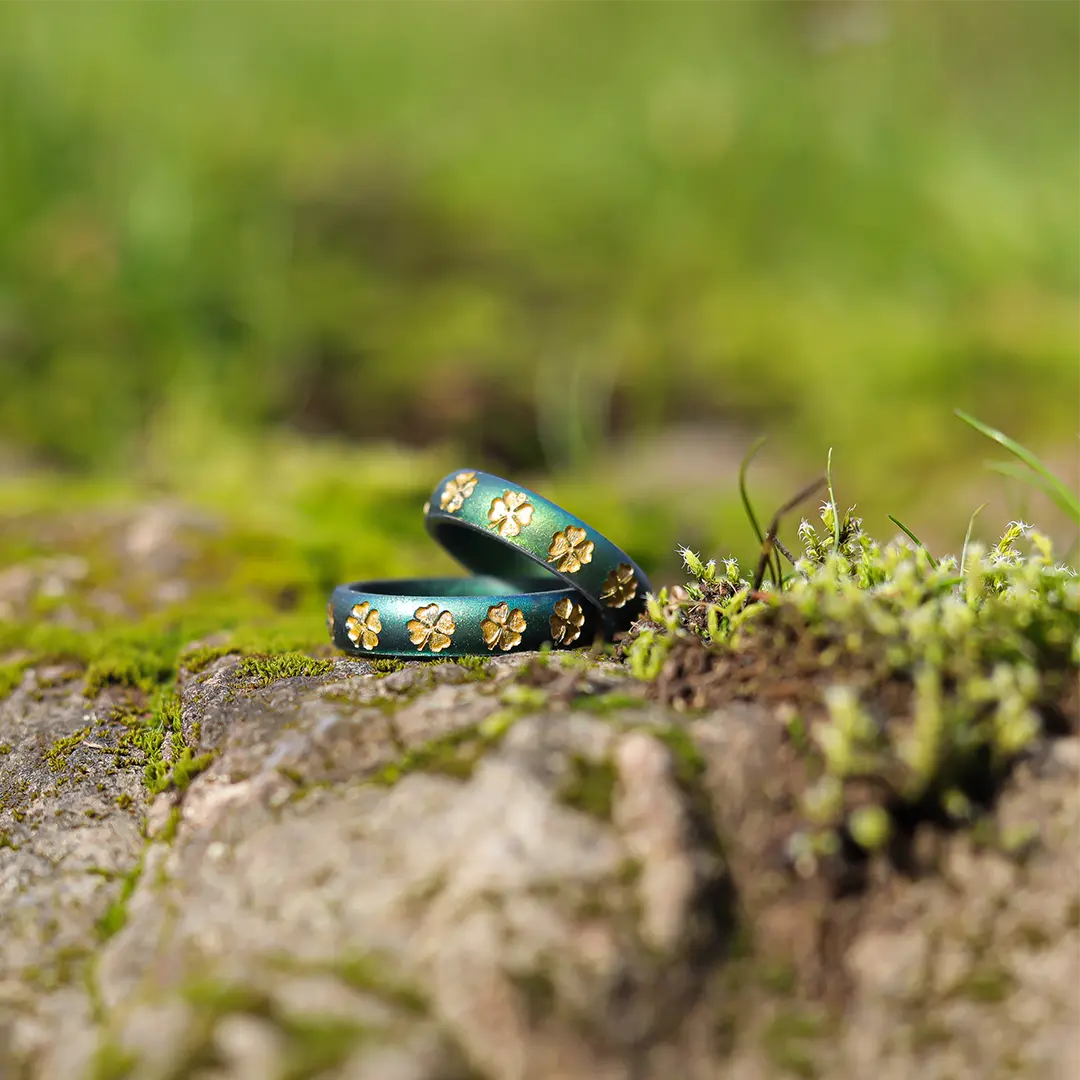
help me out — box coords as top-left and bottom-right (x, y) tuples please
(629, 500), (1079, 857)
(373, 725), (486, 785)
(95, 855), (145, 941)
(159, 806), (183, 843)
(759, 960), (798, 998)
(761, 1009), (830, 1080)
(847, 805), (893, 851)
(454, 655), (489, 674)
(1065, 897), (1080, 929)
(236, 653), (334, 688)
(570, 689), (645, 713)
(0, 743), (11, 754)
(0, 658), (29, 701)
(509, 970), (557, 1026)
(141, 690), (182, 794)
(279, 1017), (367, 1080)
(170, 749), (216, 791)
(499, 683), (549, 710)
(182, 979), (274, 1018)
(651, 725), (708, 790)
(331, 955), (428, 1015)
(179, 644), (237, 674)
(84, 651), (174, 699)
(908, 1016), (951, 1051)
(372, 710), (521, 786)
(998, 822), (1039, 860)
(956, 963), (1017, 1004)
(370, 657), (406, 674)
(179, 976), (367, 1080)
(44, 726), (90, 772)
(87, 1041), (137, 1080)
(21, 945), (92, 993)
(558, 755), (617, 820)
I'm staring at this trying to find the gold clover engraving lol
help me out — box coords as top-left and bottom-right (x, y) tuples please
(488, 491), (534, 538)
(480, 602), (527, 651)
(408, 603), (456, 653)
(440, 472), (478, 513)
(550, 598), (585, 646)
(345, 601), (382, 651)
(599, 563), (638, 609)
(546, 526), (594, 574)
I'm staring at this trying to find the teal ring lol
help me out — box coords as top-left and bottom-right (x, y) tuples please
(424, 470), (651, 637)
(329, 576), (602, 659)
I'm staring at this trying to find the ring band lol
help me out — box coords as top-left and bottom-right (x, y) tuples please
(423, 470), (651, 637)
(329, 576), (601, 658)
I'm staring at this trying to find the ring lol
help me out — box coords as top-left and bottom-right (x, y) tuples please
(423, 470), (651, 637)
(328, 576), (601, 658)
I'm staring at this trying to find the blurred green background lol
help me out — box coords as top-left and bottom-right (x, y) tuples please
(1, 1), (1078, 583)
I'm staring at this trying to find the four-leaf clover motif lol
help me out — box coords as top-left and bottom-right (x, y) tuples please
(480, 602), (527, 651)
(488, 491), (534, 538)
(550, 598), (585, 646)
(408, 603), (456, 653)
(546, 526), (594, 574)
(345, 601), (382, 651)
(439, 471), (478, 513)
(335, 477), (640, 658)
(599, 563), (638, 609)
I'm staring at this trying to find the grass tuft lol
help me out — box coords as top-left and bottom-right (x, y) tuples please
(955, 409), (1080, 524)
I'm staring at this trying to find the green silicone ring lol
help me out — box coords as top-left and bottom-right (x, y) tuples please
(424, 470), (651, 637)
(329, 576), (602, 659)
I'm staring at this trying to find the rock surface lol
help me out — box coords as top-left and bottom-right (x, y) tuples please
(0, 498), (1077, 1080)
(1, 645), (1077, 1080)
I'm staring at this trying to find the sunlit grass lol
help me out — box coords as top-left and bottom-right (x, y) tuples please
(0, 1), (1075, 526)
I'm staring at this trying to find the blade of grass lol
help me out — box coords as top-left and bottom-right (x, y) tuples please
(888, 514), (938, 569)
(960, 502), (987, 574)
(826, 447), (842, 551)
(738, 436), (784, 586)
(752, 476), (827, 592)
(985, 460), (1078, 520)
(738, 436), (768, 548)
(955, 409), (1079, 524)
(1065, 535), (1079, 567)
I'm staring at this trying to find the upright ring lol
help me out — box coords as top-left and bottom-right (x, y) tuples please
(329, 576), (601, 659)
(423, 470), (650, 637)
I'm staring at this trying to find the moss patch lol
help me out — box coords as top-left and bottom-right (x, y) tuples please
(628, 511), (1079, 881)
(279, 1016), (368, 1080)
(570, 689), (646, 714)
(372, 710), (520, 786)
(558, 755), (617, 820)
(370, 657), (406, 675)
(44, 726), (91, 773)
(332, 954), (428, 1016)
(176, 977), (369, 1080)
(170, 750), (216, 791)
(87, 1042), (138, 1080)
(179, 644), (237, 674)
(954, 962), (1017, 1005)
(235, 653), (335, 689)
(0, 657), (30, 701)
(761, 1008), (831, 1080)
(95, 855), (145, 941)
